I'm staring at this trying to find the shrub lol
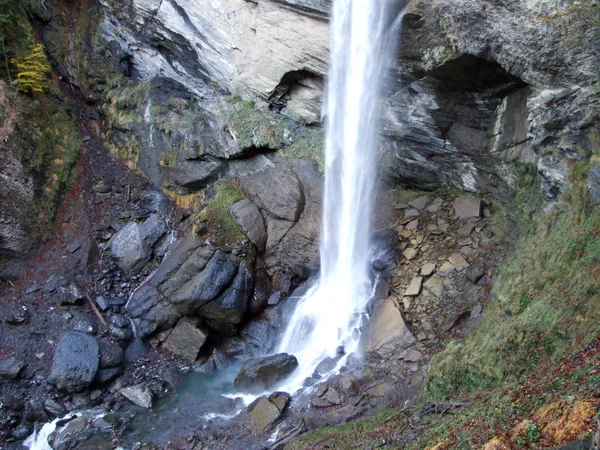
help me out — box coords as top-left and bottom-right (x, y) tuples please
(11, 43), (50, 93)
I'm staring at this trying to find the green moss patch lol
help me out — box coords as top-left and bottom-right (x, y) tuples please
(199, 179), (246, 247)
(226, 100), (325, 171)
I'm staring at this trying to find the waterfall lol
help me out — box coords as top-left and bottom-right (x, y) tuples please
(277, 0), (404, 389)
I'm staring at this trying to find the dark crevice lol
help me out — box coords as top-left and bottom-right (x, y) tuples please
(427, 54), (528, 97)
(268, 69), (323, 112)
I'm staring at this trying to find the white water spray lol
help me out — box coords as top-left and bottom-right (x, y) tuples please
(277, 0), (404, 390)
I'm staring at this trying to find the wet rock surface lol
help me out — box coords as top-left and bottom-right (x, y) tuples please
(234, 353), (299, 394)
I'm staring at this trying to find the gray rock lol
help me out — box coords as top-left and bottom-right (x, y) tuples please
(404, 209), (419, 218)
(44, 398), (65, 417)
(71, 315), (98, 335)
(404, 277), (423, 297)
(6, 307), (29, 325)
(403, 348), (423, 362)
(49, 333), (99, 392)
(313, 355), (341, 377)
(95, 296), (109, 311)
(427, 198), (443, 212)
(139, 214), (167, 247)
(0, 357), (25, 380)
(162, 318), (207, 361)
(51, 415), (93, 450)
(230, 199), (267, 250)
(199, 264), (253, 332)
(403, 247), (418, 261)
(12, 422), (33, 440)
(408, 196), (430, 210)
(160, 245), (216, 297)
(109, 222), (152, 274)
(457, 223), (475, 237)
(453, 195), (482, 221)
(538, 157), (570, 201)
(420, 263), (436, 276)
(371, 259), (388, 271)
(466, 265), (485, 284)
(234, 353), (299, 394)
(57, 284), (86, 306)
(98, 340), (124, 369)
(588, 162), (600, 204)
(66, 240), (81, 253)
(423, 275), (444, 297)
(365, 297), (415, 359)
(311, 384), (343, 408)
(119, 385), (153, 408)
(267, 291), (281, 306)
(250, 392), (289, 433)
(96, 367), (121, 383)
(167, 160), (224, 191)
(471, 303), (483, 319)
(449, 253), (469, 271)
(172, 250), (237, 308)
(241, 166), (304, 222)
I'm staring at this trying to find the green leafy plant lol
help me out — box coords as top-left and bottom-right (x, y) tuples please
(11, 43), (50, 93)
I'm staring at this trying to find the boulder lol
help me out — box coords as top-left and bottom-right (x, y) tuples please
(311, 383), (343, 408)
(109, 222), (152, 274)
(162, 317), (207, 361)
(49, 333), (99, 392)
(119, 385), (153, 408)
(453, 195), (482, 221)
(199, 264), (253, 332)
(172, 250), (238, 308)
(241, 166), (304, 222)
(234, 353), (299, 394)
(364, 297), (415, 359)
(229, 199), (267, 250)
(98, 340), (124, 369)
(0, 357), (25, 380)
(250, 392), (290, 433)
(139, 213), (167, 246)
(96, 367), (121, 383)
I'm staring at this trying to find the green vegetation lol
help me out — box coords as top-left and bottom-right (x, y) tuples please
(11, 43), (51, 93)
(426, 177), (599, 399)
(0, 0), (34, 82)
(226, 100), (325, 171)
(0, 79), (81, 240)
(22, 95), (81, 238)
(199, 179), (246, 246)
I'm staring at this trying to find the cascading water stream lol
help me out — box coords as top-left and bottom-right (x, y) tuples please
(277, 0), (404, 390)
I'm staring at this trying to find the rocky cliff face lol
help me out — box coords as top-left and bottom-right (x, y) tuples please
(96, 0), (598, 204)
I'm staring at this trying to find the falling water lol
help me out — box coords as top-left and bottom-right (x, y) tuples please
(277, 0), (404, 389)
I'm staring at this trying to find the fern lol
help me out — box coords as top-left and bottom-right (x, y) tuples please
(11, 43), (50, 93)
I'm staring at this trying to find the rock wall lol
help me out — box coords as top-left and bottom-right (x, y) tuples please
(96, 0), (598, 202)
